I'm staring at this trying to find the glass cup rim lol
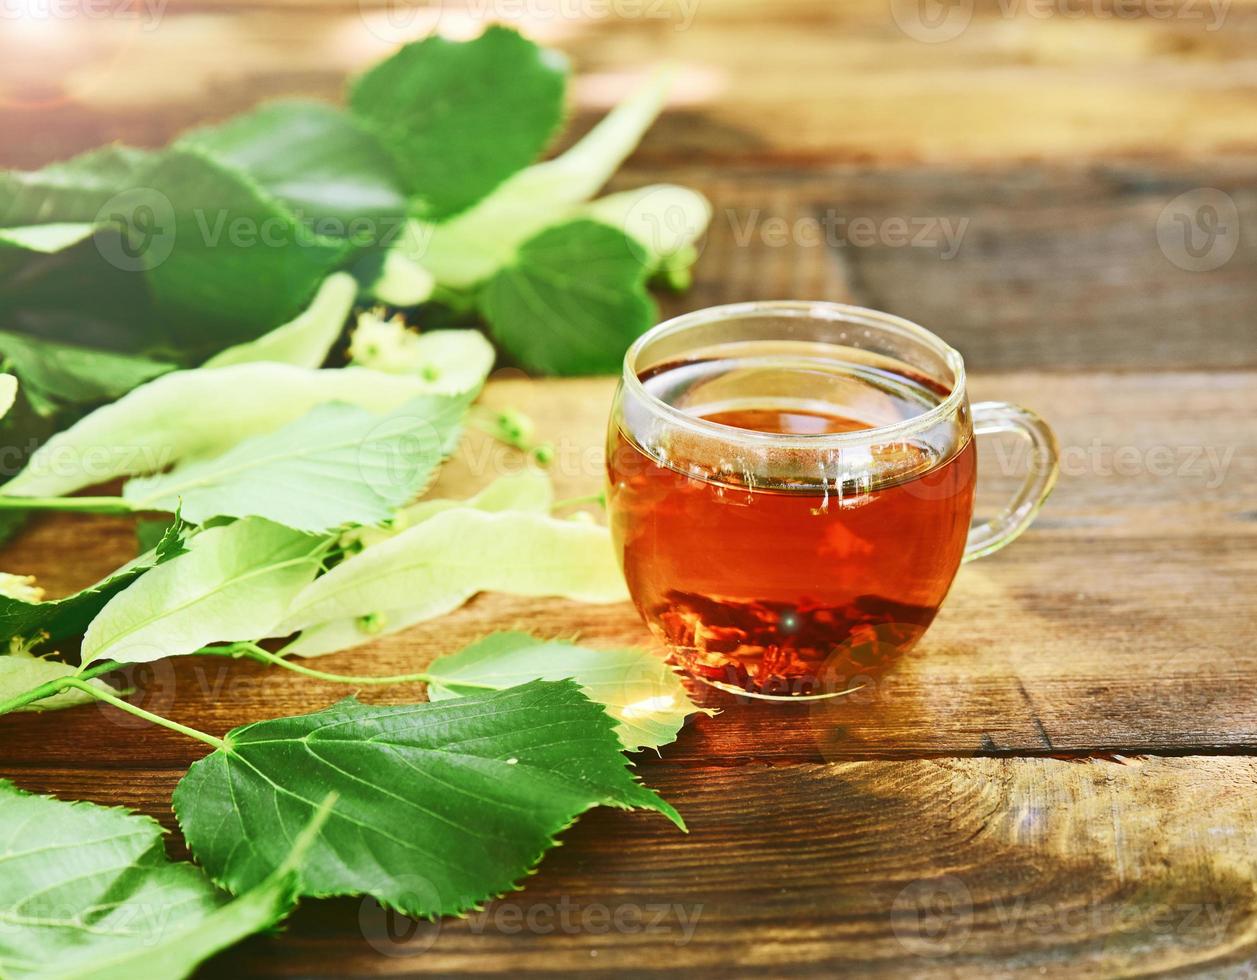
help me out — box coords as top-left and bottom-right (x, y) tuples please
(621, 300), (969, 449)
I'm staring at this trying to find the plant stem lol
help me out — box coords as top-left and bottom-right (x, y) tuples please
(238, 643), (498, 691)
(0, 660), (120, 714)
(59, 679), (225, 750)
(0, 495), (135, 515)
(552, 491), (606, 511)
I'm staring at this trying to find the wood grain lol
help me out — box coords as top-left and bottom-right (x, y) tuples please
(649, 165), (1257, 371)
(7, 758), (1256, 976)
(6, 0), (1257, 168)
(0, 373), (1253, 975)
(1, 372), (1252, 770)
(6, 2), (1257, 371)
(1, 0), (1255, 973)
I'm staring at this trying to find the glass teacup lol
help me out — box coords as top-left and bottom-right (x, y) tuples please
(606, 302), (1058, 701)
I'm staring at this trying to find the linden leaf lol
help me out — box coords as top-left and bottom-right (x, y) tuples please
(280, 507), (627, 656)
(0, 519), (188, 649)
(428, 632), (706, 752)
(174, 680), (682, 917)
(347, 470), (553, 550)
(0, 654), (118, 713)
(480, 219), (656, 375)
(349, 26), (567, 220)
(122, 394), (467, 532)
(0, 779), (318, 980)
(82, 518), (327, 665)
(1, 363), (449, 499)
(202, 272), (357, 369)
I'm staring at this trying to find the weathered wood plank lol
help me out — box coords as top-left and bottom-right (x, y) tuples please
(6, 0), (1257, 169)
(0, 373), (1252, 768)
(6, 758), (1255, 976)
(651, 165), (1257, 371)
(7, 7), (1257, 369)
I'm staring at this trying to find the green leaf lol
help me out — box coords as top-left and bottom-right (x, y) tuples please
(2, 362), (451, 499)
(349, 469), (554, 550)
(91, 805), (334, 980)
(349, 26), (567, 220)
(581, 184), (712, 269)
(0, 520), (188, 648)
(135, 516), (174, 556)
(131, 147), (350, 355)
(1, 146), (348, 360)
(0, 329), (174, 416)
(82, 517), (327, 665)
(280, 507), (628, 656)
(177, 100), (409, 229)
(0, 146), (153, 228)
(0, 373), (14, 419)
(0, 233), (166, 358)
(202, 272), (356, 369)
(123, 394), (467, 532)
(348, 312), (495, 392)
(0, 223), (95, 254)
(0, 382), (58, 542)
(0, 779), (231, 979)
(0, 652), (118, 713)
(0, 780), (323, 980)
(342, 469), (553, 552)
(410, 69), (675, 289)
(174, 680), (681, 917)
(480, 219), (656, 375)
(361, 245), (434, 306)
(428, 632), (703, 752)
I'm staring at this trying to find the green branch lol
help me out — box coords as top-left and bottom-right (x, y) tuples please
(0, 495), (136, 515)
(237, 643), (496, 691)
(0, 659), (223, 750)
(551, 491), (606, 511)
(0, 660), (120, 714)
(62, 679), (225, 750)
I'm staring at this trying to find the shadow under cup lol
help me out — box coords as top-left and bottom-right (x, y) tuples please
(605, 302), (1057, 701)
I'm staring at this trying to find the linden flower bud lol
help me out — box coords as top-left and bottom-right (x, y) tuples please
(494, 409), (535, 446)
(0, 573), (43, 603)
(349, 311), (424, 374)
(356, 611), (388, 635)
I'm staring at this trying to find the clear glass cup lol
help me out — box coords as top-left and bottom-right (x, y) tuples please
(606, 301), (1059, 701)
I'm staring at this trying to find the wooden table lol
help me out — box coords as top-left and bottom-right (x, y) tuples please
(3, 1), (1256, 975)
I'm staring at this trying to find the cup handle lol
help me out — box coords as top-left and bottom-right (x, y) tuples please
(964, 401), (1060, 562)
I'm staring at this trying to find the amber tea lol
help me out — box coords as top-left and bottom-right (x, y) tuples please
(608, 345), (977, 698)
